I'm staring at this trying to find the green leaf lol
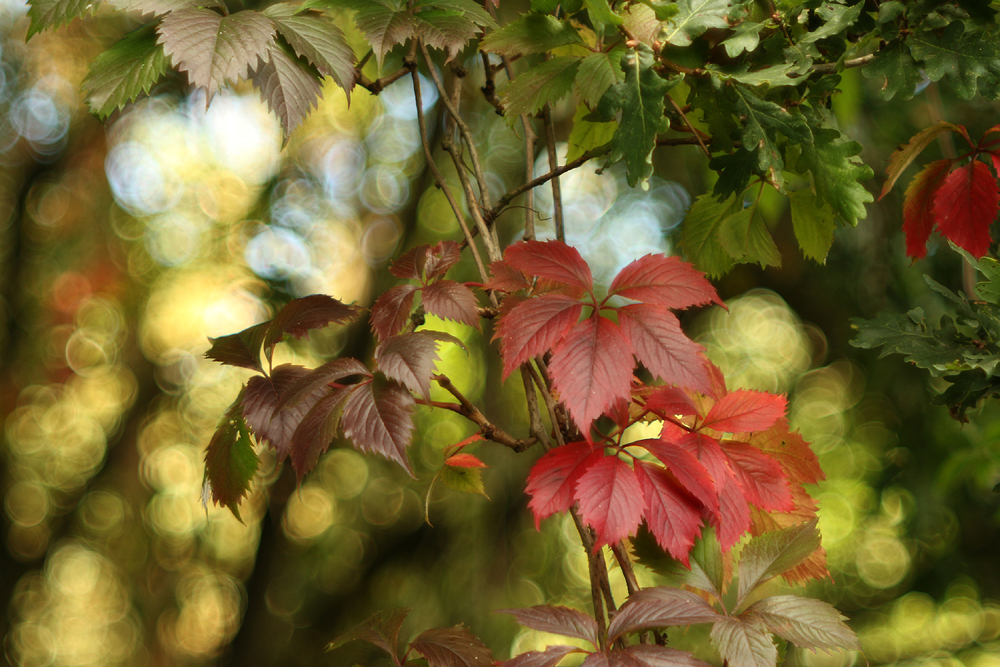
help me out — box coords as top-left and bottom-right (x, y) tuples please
(662, 0), (729, 47)
(413, 0), (497, 29)
(799, 1), (862, 44)
(203, 391), (259, 522)
(706, 62), (799, 87)
(975, 255), (1000, 303)
(414, 9), (486, 61)
(593, 46), (676, 187)
(737, 519), (821, 608)
(583, 0), (623, 32)
(743, 596), (861, 652)
(711, 617), (778, 667)
(26, 0), (91, 38)
(909, 22), (1000, 100)
(711, 148), (758, 200)
(787, 188), (836, 263)
(82, 25), (170, 118)
(264, 4), (357, 96)
(480, 13), (582, 58)
(157, 8), (276, 100)
(733, 83), (811, 190)
(566, 104), (615, 162)
(797, 127), (873, 225)
(861, 38), (921, 101)
(689, 525), (725, 600)
(502, 56), (581, 117)
(621, 3), (663, 46)
(680, 193), (742, 278)
(576, 47), (625, 109)
(718, 200), (781, 269)
(722, 21), (765, 57)
(350, 0), (417, 67)
(253, 42), (324, 138)
(440, 463), (487, 496)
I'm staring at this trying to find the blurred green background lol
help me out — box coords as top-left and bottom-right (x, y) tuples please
(4, 3), (1000, 666)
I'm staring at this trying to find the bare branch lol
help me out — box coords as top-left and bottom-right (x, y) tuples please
(490, 147), (608, 222)
(667, 95), (710, 159)
(810, 53), (876, 75)
(433, 374), (536, 452)
(541, 105), (565, 242)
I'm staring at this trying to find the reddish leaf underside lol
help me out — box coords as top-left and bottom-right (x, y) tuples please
(710, 617), (777, 667)
(525, 442), (601, 527)
(327, 607), (410, 659)
(341, 380), (416, 474)
(495, 294), (583, 379)
(743, 595), (861, 651)
(608, 253), (723, 310)
(264, 294), (361, 359)
(607, 587), (723, 643)
(410, 625), (494, 667)
(375, 330), (463, 400)
(288, 386), (351, 479)
(617, 304), (712, 394)
(424, 240), (464, 280)
(902, 159), (953, 259)
(242, 364), (320, 461)
(497, 605), (599, 647)
(371, 284), (419, 341)
(932, 159), (1000, 258)
(501, 645), (580, 667)
(574, 454), (645, 548)
(421, 279), (481, 328)
(275, 356), (371, 414)
(634, 461), (704, 564)
(701, 389), (786, 434)
(504, 239), (594, 292)
(636, 439), (717, 513)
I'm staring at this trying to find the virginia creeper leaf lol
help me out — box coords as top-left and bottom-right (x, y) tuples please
(743, 596), (861, 651)
(327, 607), (410, 659)
(710, 617), (777, 667)
(502, 56), (581, 117)
(718, 441), (792, 512)
(375, 330), (464, 400)
(505, 240), (594, 292)
(341, 379), (416, 474)
(737, 519), (821, 607)
(485, 261), (531, 293)
(414, 7), (491, 61)
(410, 625), (494, 667)
(264, 4), (357, 96)
(424, 240), (465, 280)
(701, 390), (786, 434)
(502, 646), (580, 667)
(82, 25), (171, 118)
(371, 284), (419, 341)
(495, 294), (583, 379)
(932, 159), (1000, 258)
(603, 644), (715, 667)
(204, 392), (259, 521)
(479, 13), (582, 57)
(497, 606), (598, 648)
(643, 386), (698, 418)
(276, 357), (371, 414)
(608, 587), (723, 642)
(264, 294), (361, 360)
(525, 442), (602, 527)
(253, 42), (324, 137)
(106, 0), (220, 18)
(609, 254), (723, 310)
(674, 432), (749, 549)
(243, 364), (322, 460)
(746, 423), (824, 488)
(635, 439), (717, 512)
(289, 385), (351, 479)
(574, 454), (645, 548)
(205, 321), (270, 372)
(881, 122), (967, 199)
(621, 3), (662, 47)
(26, 0), (90, 38)
(902, 159), (953, 259)
(421, 280), (480, 329)
(634, 461), (704, 564)
(617, 305), (712, 395)
(349, 0), (417, 67)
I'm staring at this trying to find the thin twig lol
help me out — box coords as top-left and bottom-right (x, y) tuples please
(541, 105), (565, 241)
(433, 375), (536, 452)
(521, 117), (537, 240)
(525, 361), (564, 448)
(490, 148), (608, 222)
(520, 368), (551, 450)
(667, 95), (710, 159)
(479, 51), (503, 113)
(810, 53), (876, 75)
(611, 542), (640, 596)
(655, 137), (704, 146)
(570, 507), (609, 650)
(358, 61), (415, 95)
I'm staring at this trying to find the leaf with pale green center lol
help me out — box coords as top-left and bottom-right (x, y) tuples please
(566, 104), (615, 163)
(157, 8), (276, 100)
(861, 38), (921, 101)
(480, 13), (582, 58)
(264, 4), (356, 96)
(83, 25), (171, 119)
(26, 0), (91, 38)
(662, 0), (729, 47)
(711, 617), (777, 667)
(593, 46), (676, 187)
(718, 202), (781, 269)
(788, 188), (836, 263)
(502, 56), (581, 117)
(737, 519), (821, 607)
(743, 596), (861, 652)
(797, 127), (873, 225)
(253, 42), (324, 137)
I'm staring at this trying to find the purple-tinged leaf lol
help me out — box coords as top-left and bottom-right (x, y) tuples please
(375, 330), (465, 400)
(574, 454), (645, 548)
(424, 240), (464, 279)
(253, 41), (324, 137)
(371, 284), (419, 341)
(710, 617), (776, 667)
(617, 304), (712, 395)
(525, 442), (602, 528)
(495, 294), (583, 379)
(288, 386), (352, 479)
(264, 294), (361, 361)
(327, 607), (410, 660)
(608, 587), (723, 643)
(606, 644), (716, 667)
(581, 654), (611, 667)
(242, 365), (322, 461)
(263, 4), (356, 97)
(341, 380), (416, 474)
(634, 461), (704, 565)
(421, 280), (480, 329)
(737, 519), (821, 607)
(505, 240), (593, 292)
(497, 606), (598, 648)
(390, 244), (430, 280)
(276, 357), (371, 414)
(205, 321), (269, 372)
(157, 8), (276, 100)
(501, 645), (580, 667)
(410, 625), (494, 667)
(743, 596), (860, 651)
(609, 254), (723, 310)
(204, 392), (259, 522)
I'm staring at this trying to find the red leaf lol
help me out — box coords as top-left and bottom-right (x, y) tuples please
(375, 330), (464, 400)
(550, 316), (634, 434)
(609, 254), (723, 310)
(505, 240), (594, 292)
(933, 159), (1000, 258)
(389, 244), (426, 280)
(644, 385), (698, 417)
(574, 454), (645, 548)
(424, 240), (464, 279)
(881, 122), (968, 199)
(701, 390), (786, 434)
(371, 284), (419, 341)
(205, 321), (269, 372)
(421, 279), (481, 328)
(495, 294), (583, 379)
(607, 587), (723, 643)
(719, 441), (793, 512)
(263, 295), (361, 360)
(635, 439), (717, 513)
(605, 644), (716, 667)
(410, 626), (494, 667)
(446, 453), (487, 468)
(341, 380), (416, 475)
(746, 423), (824, 487)
(902, 159), (952, 259)
(497, 605), (598, 647)
(525, 442), (601, 527)
(674, 432), (749, 550)
(634, 461), (704, 564)
(617, 304), (712, 394)
(501, 646), (580, 667)
(243, 364), (321, 461)
(276, 357), (371, 414)
(485, 260), (532, 293)
(288, 386), (351, 479)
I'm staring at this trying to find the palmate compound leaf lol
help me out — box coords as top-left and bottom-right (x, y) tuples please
(710, 617), (777, 667)
(252, 41), (324, 138)
(609, 253), (723, 310)
(409, 625), (494, 667)
(345, 0), (417, 68)
(592, 644), (715, 667)
(420, 280), (481, 329)
(497, 606), (598, 648)
(617, 304), (712, 395)
(203, 391), (259, 521)
(701, 389), (786, 434)
(501, 645), (580, 667)
(574, 454), (645, 548)
(525, 442), (602, 527)
(274, 357), (371, 415)
(157, 8), (276, 100)
(673, 432), (750, 550)
(371, 284), (419, 341)
(932, 159), (1000, 258)
(718, 441), (793, 512)
(635, 439), (717, 515)
(25, 0), (88, 37)
(341, 379), (416, 475)
(505, 240), (594, 292)
(105, 0), (224, 19)
(412, 4), (496, 62)
(743, 596), (860, 652)
(549, 316), (634, 434)
(263, 4), (356, 96)
(327, 607), (410, 660)
(737, 519), (821, 608)
(608, 587), (723, 643)
(375, 330), (465, 400)
(389, 239), (464, 281)
(82, 25), (170, 118)
(494, 294), (583, 379)
(633, 461), (704, 564)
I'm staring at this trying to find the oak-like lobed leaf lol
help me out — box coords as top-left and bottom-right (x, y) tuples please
(617, 304), (712, 395)
(574, 454), (645, 548)
(743, 595), (861, 652)
(203, 394), (259, 521)
(263, 4), (356, 97)
(82, 25), (170, 118)
(327, 607), (410, 659)
(634, 461), (704, 564)
(525, 442), (601, 527)
(501, 645), (580, 667)
(494, 293), (583, 379)
(341, 379), (416, 474)
(421, 280), (481, 329)
(242, 364), (322, 461)
(288, 386), (351, 479)
(609, 254), (723, 310)
(205, 321), (270, 372)
(410, 625), (494, 667)
(710, 617), (777, 667)
(375, 330), (464, 400)
(505, 240), (594, 292)
(497, 605), (598, 648)
(264, 294), (361, 360)
(737, 519), (821, 607)
(608, 586), (723, 643)
(371, 284), (419, 341)
(932, 159), (1000, 258)
(701, 390), (786, 434)
(253, 41), (325, 137)
(902, 159), (953, 259)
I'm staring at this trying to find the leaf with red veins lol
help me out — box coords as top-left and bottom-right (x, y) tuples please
(371, 284), (419, 341)
(719, 441), (793, 512)
(341, 380), (416, 475)
(525, 442), (601, 527)
(635, 439), (717, 512)
(608, 587), (724, 643)
(276, 357), (371, 414)
(501, 645), (581, 667)
(609, 254), (724, 310)
(550, 316), (634, 433)
(574, 454), (645, 548)
(497, 606), (599, 648)
(288, 385), (351, 479)
(701, 390), (786, 434)
(495, 294), (583, 379)
(644, 385), (698, 417)
(617, 304), (712, 394)
(243, 364), (321, 461)
(375, 330), (464, 400)
(674, 432), (750, 550)
(410, 626), (494, 667)
(264, 294), (361, 360)
(902, 159), (952, 259)
(634, 461), (704, 564)
(421, 279), (481, 328)
(505, 239), (594, 292)
(933, 159), (1000, 258)
(485, 260), (532, 293)
(424, 240), (464, 280)
(746, 422), (824, 487)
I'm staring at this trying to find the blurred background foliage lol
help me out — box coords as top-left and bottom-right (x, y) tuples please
(4, 2), (1000, 667)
